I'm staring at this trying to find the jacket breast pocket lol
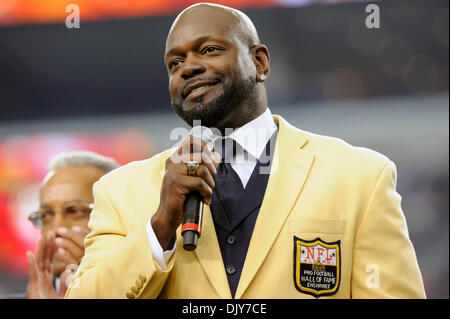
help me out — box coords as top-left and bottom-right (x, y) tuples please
(288, 219), (345, 234)
(288, 219), (345, 298)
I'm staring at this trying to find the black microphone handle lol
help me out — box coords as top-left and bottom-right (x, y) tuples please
(181, 191), (204, 251)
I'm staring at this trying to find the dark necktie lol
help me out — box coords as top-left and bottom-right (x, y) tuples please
(214, 139), (244, 221)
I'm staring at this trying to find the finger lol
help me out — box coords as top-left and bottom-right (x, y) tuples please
(60, 264), (78, 293)
(44, 252), (54, 275)
(45, 264), (55, 291)
(39, 266), (55, 299)
(56, 227), (85, 250)
(43, 259), (50, 284)
(180, 175), (213, 205)
(59, 269), (72, 296)
(200, 148), (214, 165)
(201, 153), (220, 177)
(170, 150), (212, 166)
(31, 252), (44, 280)
(35, 234), (46, 272)
(195, 165), (215, 190)
(172, 137), (214, 167)
(180, 152), (220, 172)
(35, 259), (53, 299)
(190, 135), (206, 154)
(54, 247), (79, 270)
(212, 151), (221, 169)
(27, 251), (38, 282)
(52, 261), (68, 278)
(36, 268), (45, 299)
(171, 153), (217, 177)
(54, 237), (84, 261)
(43, 231), (55, 269)
(49, 263), (54, 281)
(178, 135), (211, 155)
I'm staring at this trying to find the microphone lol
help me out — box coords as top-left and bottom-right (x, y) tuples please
(181, 126), (214, 251)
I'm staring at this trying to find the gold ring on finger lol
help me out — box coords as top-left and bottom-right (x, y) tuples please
(186, 161), (200, 176)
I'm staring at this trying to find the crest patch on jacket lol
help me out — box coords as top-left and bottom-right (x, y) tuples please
(293, 236), (341, 297)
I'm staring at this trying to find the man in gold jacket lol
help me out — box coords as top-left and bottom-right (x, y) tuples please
(66, 3), (425, 299)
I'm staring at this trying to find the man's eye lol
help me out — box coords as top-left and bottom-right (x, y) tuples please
(169, 60), (182, 70)
(66, 207), (84, 214)
(203, 47), (220, 54)
(40, 211), (54, 220)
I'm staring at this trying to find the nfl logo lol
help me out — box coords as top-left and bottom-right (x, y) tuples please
(293, 237), (341, 297)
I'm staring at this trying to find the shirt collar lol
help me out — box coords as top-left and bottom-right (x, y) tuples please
(213, 108), (278, 160)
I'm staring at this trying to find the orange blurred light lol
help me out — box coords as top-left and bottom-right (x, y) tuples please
(0, 0), (275, 26)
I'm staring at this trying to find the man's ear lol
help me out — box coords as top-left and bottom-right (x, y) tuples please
(251, 44), (270, 82)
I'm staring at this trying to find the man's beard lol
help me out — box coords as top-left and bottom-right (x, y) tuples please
(171, 75), (256, 129)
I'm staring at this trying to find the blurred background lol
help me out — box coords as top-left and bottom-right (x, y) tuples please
(0, 0), (448, 298)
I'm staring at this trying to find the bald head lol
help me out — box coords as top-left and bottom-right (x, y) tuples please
(166, 3), (260, 55)
(40, 165), (104, 206)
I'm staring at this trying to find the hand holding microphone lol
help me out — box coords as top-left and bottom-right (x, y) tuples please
(181, 126), (215, 251)
(151, 127), (220, 252)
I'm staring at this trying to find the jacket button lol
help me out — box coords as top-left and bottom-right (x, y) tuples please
(131, 286), (139, 294)
(126, 292), (135, 299)
(226, 235), (236, 245)
(226, 266), (236, 275)
(139, 274), (147, 283)
(135, 280), (143, 289)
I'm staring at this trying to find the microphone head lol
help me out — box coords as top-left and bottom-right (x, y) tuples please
(190, 126), (214, 151)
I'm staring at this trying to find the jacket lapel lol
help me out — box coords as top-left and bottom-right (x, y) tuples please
(193, 204), (232, 299)
(235, 115), (315, 299)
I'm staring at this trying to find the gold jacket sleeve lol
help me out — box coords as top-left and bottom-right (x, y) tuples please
(65, 181), (173, 299)
(351, 160), (426, 298)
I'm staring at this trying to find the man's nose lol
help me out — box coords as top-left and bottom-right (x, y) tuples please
(181, 55), (206, 79)
(52, 212), (69, 232)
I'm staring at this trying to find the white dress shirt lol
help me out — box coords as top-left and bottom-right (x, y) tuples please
(146, 108), (278, 270)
